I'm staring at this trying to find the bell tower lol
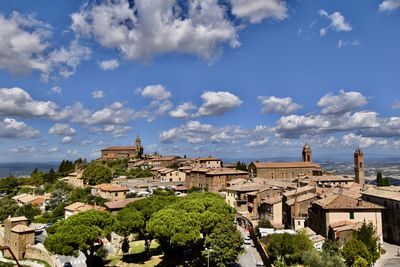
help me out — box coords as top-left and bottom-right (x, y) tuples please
(354, 147), (365, 185)
(135, 134), (143, 158)
(302, 143), (312, 163)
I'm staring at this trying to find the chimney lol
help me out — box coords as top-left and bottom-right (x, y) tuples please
(357, 199), (362, 206)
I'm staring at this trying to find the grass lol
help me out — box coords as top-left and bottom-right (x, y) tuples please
(129, 240), (159, 254)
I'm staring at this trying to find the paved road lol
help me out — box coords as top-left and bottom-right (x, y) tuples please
(237, 226), (263, 267)
(374, 242), (400, 267)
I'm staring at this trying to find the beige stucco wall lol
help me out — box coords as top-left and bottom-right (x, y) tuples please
(161, 171), (186, 182)
(272, 202), (283, 226)
(257, 168), (315, 179)
(326, 210), (383, 240)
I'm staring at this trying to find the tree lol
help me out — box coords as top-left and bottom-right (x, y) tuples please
(0, 176), (21, 195)
(0, 198), (19, 222)
(58, 160), (75, 176)
(203, 223), (244, 266)
(83, 164), (112, 185)
(266, 232), (314, 266)
(44, 168), (57, 184)
(302, 249), (345, 267)
(342, 238), (370, 267)
(14, 204), (41, 221)
(354, 222), (380, 264)
(376, 172), (391, 186)
(44, 210), (115, 267)
(235, 161), (248, 171)
(255, 218), (274, 236)
(322, 239), (341, 256)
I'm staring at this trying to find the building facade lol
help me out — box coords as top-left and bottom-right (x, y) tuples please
(100, 134), (143, 161)
(354, 147), (365, 185)
(362, 186), (400, 245)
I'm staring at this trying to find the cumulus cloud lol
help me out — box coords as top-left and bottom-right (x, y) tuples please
(71, 0), (244, 61)
(195, 91), (242, 117)
(319, 9), (352, 36)
(91, 124), (133, 137)
(230, 0), (288, 23)
(48, 123), (76, 136)
(379, 0), (400, 11)
(0, 87), (60, 118)
(318, 90), (367, 115)
(62, 136), (72, 144)
(139, 85), (171, 101)
(342, 133), (376, 148)
(258, 96), (302, 115)
(337, 39), (361, 48)
(48, 147), (59, 153)
(0, 118), (40, 139)
(247, 137), (269, 147)
(169, 102), (197, 119)
(8, 146), (38, 154)
(91, 90), (105, 99)
(99, 59), (119, 71)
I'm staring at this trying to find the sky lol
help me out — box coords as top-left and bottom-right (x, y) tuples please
(0, 0), (400, 162)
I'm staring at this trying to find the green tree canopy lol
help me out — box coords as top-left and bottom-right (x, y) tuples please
(342, 238), (370, 267)
(14, 203), (41, 221)
(0, 176), (21, 195)
(0, 198), (19, 222)
(83, 164), (112, 185)
(353, 222), (380, 264)
(44, 210), (115, 267)
(203, 222), (244, 267)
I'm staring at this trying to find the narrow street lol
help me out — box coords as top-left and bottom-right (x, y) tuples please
(237, 226), (263, 267)
(374, 242), (400, 267)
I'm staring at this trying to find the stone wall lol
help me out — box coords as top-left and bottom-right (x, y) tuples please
(25, 244), (62, 267)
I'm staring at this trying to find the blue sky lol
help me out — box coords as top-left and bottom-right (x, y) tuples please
(0, 0), (400, 162)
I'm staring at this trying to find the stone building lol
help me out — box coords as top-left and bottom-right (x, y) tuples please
(248, 144), (322, 179)
(100, 134), (143, 161)
(92, 183), (129, 200)
(362, 186), (400, 245)
(2, 216), (35, 260)
(307, 194), (383, 242)
(64, 202), (106, 219)
(194, 157), (222, 169)
(354, 147), (365, 185)
(185, 168), (248, 192)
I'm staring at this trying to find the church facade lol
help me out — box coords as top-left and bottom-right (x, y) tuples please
(100, 135), (143, 161)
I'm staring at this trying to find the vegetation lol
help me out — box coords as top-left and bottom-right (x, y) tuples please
(0, 197), (19, 222)
(235, 161), (248, 171)
(83, 163), (113, 185)
(376, 171), (390, 186)
(342, 238), (370, 267)
(264, 231), (314, 266)
(14, 204), (42, 221)
(126, 168), (153, 179)
(255, 218), (274, 236)
(44, 210), (115, 267)
(302, 249), (345, 267)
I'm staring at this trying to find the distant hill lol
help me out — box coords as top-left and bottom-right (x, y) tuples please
(0, 162), (59, 178)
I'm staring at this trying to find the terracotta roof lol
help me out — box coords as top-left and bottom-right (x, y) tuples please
(190, 168), (210, 173)
(12, 193), (30, 201)
(104, 199), (137, 210)
(94, 183), (129, 192)
(65, 202), (85, 211)
(173, 185), (188, 191)
(151, 156), (179, 161)
(11, 224), (34, 233)
(9, 216), (28, 222)
(283, 185), (316, 197)
(197, 157), (221, 161)
(286, 193), (317, 206)
(362, 187), (400, 202)
(315, 194), (384, 210)
(30, 197), (46, 205)
(206, 168), (248, 176)
(261, 195), (282, 205)
(307, 175), (354, 182)
(253, 161), (321, 169)
(332, 221), (363, 232)
(102, 146), (137, 151)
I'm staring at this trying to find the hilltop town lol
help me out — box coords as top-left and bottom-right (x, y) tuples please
(0, 134), (399, 267)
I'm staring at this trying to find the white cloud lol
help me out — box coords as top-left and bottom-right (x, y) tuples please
(48, 147), (59, 153)
(392, 100), (400, 109)
(0, 87), (60, 118)
(379, 0), (400, 11)
(230, 0), (288, 23)
(81, 140), (93, 145)
(319, 10), (352, 36)
(342, 133), (376, 148)
(195, 91), (242, 117)
(91, 90), (105, 99)
(51, 86), (62, 94)
(71, 0), (241, 61)
(139, 85), (171, 101)
(8, 146), (38, 154)
(0, 118), (40, 139)
(318, 90), (367, 115)
(169, 102), (197, 119)
(0, 12), (49, 75)
(99, 59), (119, 71)
(247, 137), (269, 147)
(62, 136), (72, 144)
(258, 96), (302, 115)
(91, 124), (132, 137)
(48, 123), (76, 136)
(67, 149), (79, 156)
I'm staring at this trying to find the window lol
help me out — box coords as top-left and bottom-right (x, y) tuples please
(384, 201), (387, 207)
(115, 192), (118, 196)
(397, 203), (399, 210)
(298, 221), (301, 226)
(350, 212), (354, 219)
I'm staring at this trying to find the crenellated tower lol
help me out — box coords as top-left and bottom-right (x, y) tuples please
(354, 147), (365, 185)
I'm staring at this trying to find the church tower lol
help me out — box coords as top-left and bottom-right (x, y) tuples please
(135, 134), (143, 158)
(354, 147), (365, 185)
(302, 143), (312, 163)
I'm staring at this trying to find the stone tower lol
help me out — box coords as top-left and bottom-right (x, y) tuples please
(354, 147), (365, 185)
(135, 134), (143, 158)
(302, 143), (312, 163)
